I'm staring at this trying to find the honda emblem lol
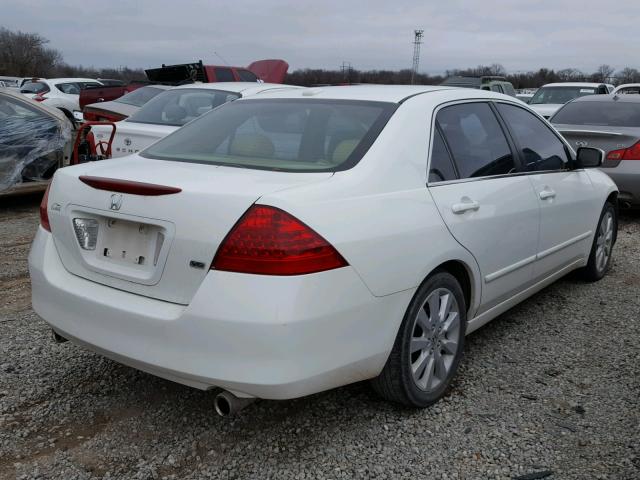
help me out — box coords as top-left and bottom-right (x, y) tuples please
(110, 193), (123, 211)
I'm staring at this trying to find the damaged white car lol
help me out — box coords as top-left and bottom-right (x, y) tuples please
(0, 88), (73, 196)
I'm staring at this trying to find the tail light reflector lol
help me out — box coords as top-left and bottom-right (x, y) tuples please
(79, 176), (181, 195)
(82, 109), (127, 122)
(212, 205), (348, 276)
(33, 93), (47, 102)
(40, 184), (51, 232)
(607, 141), (640, 160)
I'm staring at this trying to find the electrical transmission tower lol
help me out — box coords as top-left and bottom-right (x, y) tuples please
(411, 29), (424, 84)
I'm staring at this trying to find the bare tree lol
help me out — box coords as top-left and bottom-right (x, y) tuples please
(0, 28), (62, 77)
(616, 67), (640, 85)
(557, 68), (584, 81)
(592, 64), (615, 83)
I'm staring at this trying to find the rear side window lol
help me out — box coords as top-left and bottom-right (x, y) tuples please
(20, 81), (49, 94)
(429, 128), (457, 183)
(56, 83), (81, 94)
(237, 70), (259, 82)
(214, 68), (235, 82)
(142, 99), (395, 172)
(497, 103), (568, 171)
(491, 84), (504, 93)
(436, 103), (515, 178)
(117, 86), (165, 107)
(551, 101), (640, 127)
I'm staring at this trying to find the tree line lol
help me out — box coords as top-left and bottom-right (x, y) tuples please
(2, 27), (640, 88)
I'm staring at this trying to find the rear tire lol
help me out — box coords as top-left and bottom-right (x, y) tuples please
(372, 271), (466, 407)
(582, 202), (617, 282)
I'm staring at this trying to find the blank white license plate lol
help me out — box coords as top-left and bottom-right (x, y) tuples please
(98, 218), (164, 269)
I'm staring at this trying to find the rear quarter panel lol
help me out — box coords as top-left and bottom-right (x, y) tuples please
(260, 93), (482, 313)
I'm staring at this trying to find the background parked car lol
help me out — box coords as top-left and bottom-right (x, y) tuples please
(20, 77), (103, 123)
(551, 94), (640, 208)
(0, 88), (72, 196)
(82, 85), (172, 122)
(441, 76), (517, 97)
(612, 83), (640, 95)
(529, 82), (613, 118)
(91, 82), (302, 157)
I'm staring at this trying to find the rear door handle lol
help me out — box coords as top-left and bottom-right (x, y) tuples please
(452, 198), (480, 214)
(539, 188), (556, 200)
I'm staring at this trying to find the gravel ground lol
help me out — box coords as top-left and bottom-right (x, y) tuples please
(1, 194), (638, 480)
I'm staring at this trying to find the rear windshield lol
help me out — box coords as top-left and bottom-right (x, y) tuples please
(116, 86), (165, 107)
(20, 81), (49, 94)
(530, 86), (597, 105)
(141, 99), (396, 172)
(127, 88), (240, 126)
(551, 101), (640, 127)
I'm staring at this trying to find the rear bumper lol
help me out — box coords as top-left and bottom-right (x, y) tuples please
(602, 161), (640, 206)
(29, 228), (413, 399)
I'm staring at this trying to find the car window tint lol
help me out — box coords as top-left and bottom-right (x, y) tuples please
(56, 83), (81, 95)
(491, 84), (504, 93)
(437, 103), (515, 178)
(214, 68), (235, 82)
(497, 103), (568, 171)
(237, 70), (259, 82)
(551, 101), (640, 127)
(429, 128), (457, 183)
(20, 81), (49, 94)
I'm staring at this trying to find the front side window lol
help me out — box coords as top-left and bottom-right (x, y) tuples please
(436, 102), (515, 179)
(428, 128), (457, 183)
(142, 99), (395, 172)
(491, 84), (504, 93)
(127, 88), (241, 127)
(214, 68), (235, 82)
(497, 103), (568, 172)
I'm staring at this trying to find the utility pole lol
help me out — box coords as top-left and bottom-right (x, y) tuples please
(411, 29), (424, 85)
(341, 61), (352, 83)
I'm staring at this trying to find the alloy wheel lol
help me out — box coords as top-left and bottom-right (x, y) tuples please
(596, 211), (614, 273)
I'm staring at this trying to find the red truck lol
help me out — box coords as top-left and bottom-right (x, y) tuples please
(79, 59), (288, 111)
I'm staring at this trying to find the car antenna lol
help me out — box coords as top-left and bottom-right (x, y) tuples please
(213, 51), (230, 66)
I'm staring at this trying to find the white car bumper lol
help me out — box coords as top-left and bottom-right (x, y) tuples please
(29, 228), (413, 399)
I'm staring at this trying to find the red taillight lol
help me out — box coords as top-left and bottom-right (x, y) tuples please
(607, 141), (640, 161)
(40, 184), (51, 232)
(82, 109), (126, 122)
(212, 205), (348, 276)
(33, 93), (47, 102)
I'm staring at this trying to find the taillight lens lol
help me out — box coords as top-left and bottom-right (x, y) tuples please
(212, 205), (348, 275)
(33, 93), (47, 102)
(82, 109), (126, 122)
(40, 184), (51, 232)
(607, 141), (640, 160)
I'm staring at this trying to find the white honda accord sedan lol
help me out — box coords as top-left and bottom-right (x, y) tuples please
(29, 86), (618, 413)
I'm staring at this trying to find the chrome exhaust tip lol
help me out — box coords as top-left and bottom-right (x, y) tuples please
(52, 329), (68, 344)
(214, 390), (256, 417)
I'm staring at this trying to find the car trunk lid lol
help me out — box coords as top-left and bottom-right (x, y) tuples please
(555, 125), (640, 167)
(92, 122), (176, 158)
(48, 156), (332, 304)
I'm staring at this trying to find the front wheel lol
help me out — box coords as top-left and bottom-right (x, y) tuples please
(372, 271), (466, 407)
(582, 201), (617, 282)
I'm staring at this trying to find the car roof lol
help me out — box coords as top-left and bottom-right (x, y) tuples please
(614, 83), (640, 89)
(40, 78), (102, 84)
(170, 82), (301, 94)
(236, 84), (470, 103)
(570, 94), (640, 104)
(541, 82), (605, 88)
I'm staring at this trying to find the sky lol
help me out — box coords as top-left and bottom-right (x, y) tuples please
(2, 0), (638, 75)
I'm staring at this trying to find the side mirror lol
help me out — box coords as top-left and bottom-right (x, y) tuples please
(575, 147), (604, 168)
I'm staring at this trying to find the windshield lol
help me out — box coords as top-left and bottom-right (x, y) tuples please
(127, 88), (241, 127)
(530, 86), (597, 105)
(551, 101), (640, 127)
(116, 86), (165, 107)
(141, 99), (396, 172)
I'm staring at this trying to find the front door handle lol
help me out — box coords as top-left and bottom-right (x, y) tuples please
(539, 187), (556, 200)
(452, 197), (480, 214)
